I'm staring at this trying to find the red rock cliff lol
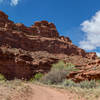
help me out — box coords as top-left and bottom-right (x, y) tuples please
(0, 10), (98, 80)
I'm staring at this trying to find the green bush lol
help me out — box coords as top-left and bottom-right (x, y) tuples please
(0, 74), (6, 81)
(40, 69), (67, 84)
(62, 79), (96, 89)
(40, 60), (97, 89)
(62, 79), (77, 87)
(78, 80), (96, 89)
(30, 73), (43, 82)
(34, 73), (43, 80)
(41, 61), (77, 84)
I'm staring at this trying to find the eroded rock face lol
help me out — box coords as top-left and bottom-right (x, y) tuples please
(30, 20), (59, 37)
(67, 59), (100, 82)
(0, 47), (58, 80)
(0, 11), (14, 29)
(86, 52), (97, 60)
(0, 10), (98, 80)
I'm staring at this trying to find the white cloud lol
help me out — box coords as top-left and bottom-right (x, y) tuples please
(79, 11), (100, 50)
(10, 0), (20, 6)
(0, 0), (20, 6)
(96, 52), (100, 57)
(79, 41), (96, 50)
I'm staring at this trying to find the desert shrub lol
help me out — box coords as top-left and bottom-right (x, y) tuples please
(52, 61), (76, 71)
(30, 73), (43, 82)
(62, 79), (96, 89)
(64, 63), (79, 75)
(41, 61), (77, 84)
(0, 74), (6, 81)
(62, 79), (77, 87)
(34, 73), (43, 80)
(40, 68), (67, 84)
(78, 80), (96, 89)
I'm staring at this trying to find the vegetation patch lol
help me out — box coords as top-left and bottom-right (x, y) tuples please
(0, 73), (6, 81)
(40, 61), (78, 84)
(62, 79), (96, 89)
(30, 73), (43, 82)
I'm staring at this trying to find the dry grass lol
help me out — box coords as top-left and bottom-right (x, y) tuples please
(0, 79), (33, 100)
(32, 80), (100, 100)
(69, 86), (100, 100)
(45, 83), (100, 100)
(0, 79), (100, 100)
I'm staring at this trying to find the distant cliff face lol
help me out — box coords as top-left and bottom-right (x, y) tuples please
(0, 10), (98, 80)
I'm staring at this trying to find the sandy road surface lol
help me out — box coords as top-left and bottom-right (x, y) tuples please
(0, 82), (85, 100)
(30, 84), (84, 100)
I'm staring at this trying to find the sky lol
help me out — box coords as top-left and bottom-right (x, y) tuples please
(0, 0), (100, 56)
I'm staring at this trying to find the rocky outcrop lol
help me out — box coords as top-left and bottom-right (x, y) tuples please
(0, 11), (14, 29)
(67, 59), (100, 82)
(30, 20), (59, 37)
(86, 52), (97, 60)
(0, 46), (58, 80)
(0, 10), (98, 80)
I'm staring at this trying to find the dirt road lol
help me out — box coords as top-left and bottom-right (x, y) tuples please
(30, 84), (84, 100)
(0, 82), (85, 100)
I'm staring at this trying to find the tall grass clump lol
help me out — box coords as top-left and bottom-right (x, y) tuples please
(62, 79), (96, 89)
(78, 80), (96, 89)
(41, 61), (78, 85)
(62, 79), (77, 87)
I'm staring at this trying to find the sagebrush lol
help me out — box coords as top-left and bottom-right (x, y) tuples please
(41, 61), (78, 84)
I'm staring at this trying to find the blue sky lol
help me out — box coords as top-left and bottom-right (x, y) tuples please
(0, 0), (100, 56)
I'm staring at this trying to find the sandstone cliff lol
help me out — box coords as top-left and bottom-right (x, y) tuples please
(0, 10), (98, 81)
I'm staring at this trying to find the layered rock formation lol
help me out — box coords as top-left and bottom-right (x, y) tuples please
(0, 10), (98, 80)
(67, 59), (100, 82)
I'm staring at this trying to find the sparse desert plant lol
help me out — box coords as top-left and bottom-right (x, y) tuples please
(0, 79), (33, 100)
(62, 79), (97, 89)
(41, 61), (78, 84)
(0, 73), (6, 81)
(30, 73), (43, 82)
(34, 73), (43, 80)
(40, 60), (97, 89)
(40, 68), (67, 84)
(78, 80), (96, 89)
(62, 79), (77, 87)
